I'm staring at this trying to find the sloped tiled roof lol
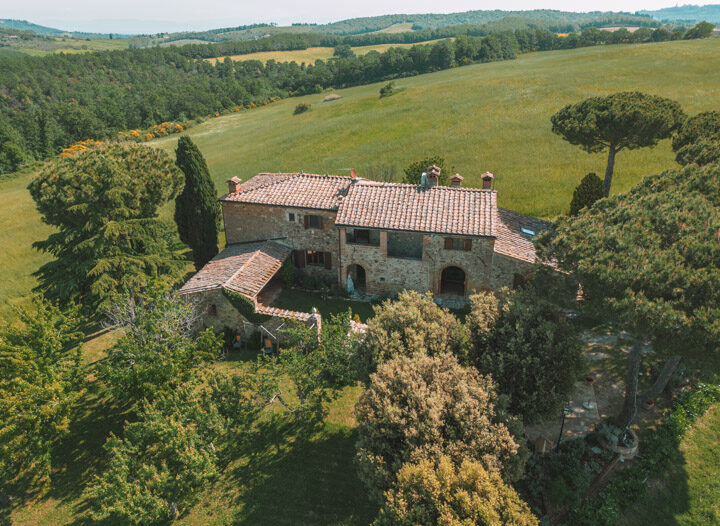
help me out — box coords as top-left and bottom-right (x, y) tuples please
(494, 208), (552, 264)
(220, 173), (353, 210)
(177, 240), (291, 298)
(336, 182), (497, 237)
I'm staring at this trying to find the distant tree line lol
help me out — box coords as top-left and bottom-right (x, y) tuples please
(159, 10), (660, 41)
(0, 21), (713, 174)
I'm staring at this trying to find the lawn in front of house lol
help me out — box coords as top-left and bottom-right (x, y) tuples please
(270, 288), (376, 322)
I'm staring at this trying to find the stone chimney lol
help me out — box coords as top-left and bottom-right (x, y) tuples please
(427, 165), (441, 187)
(350, 168), (357, 179)
(450, 173), (464, 188)
(226, 176), (242, 194)
(481, 172), (495, 190)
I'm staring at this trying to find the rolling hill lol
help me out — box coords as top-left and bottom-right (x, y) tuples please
(1, 38), (720, 318)
(0, 18), (121, 38)
(639, 4), (720, 24)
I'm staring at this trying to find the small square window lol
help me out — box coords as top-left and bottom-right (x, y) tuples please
(288, 213), (295, 222)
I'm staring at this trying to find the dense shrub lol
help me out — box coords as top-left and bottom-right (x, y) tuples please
(355, 352), (522, 499)
(375, 454), (538, 525)
(99, 290), (221, 406)
(569, 172), (605, 215)
(402, 156), (451, 185)
(356, 290), (468, 379)
(469, 289), (583, 423)
(379, 82), (395, 98)
(293, 103), (311, 115)
(672, 110), (720, 166)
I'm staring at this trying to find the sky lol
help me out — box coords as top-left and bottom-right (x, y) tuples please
(3, 0), (689, 34)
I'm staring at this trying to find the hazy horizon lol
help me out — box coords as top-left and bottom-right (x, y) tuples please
(2, 1), (696, 34)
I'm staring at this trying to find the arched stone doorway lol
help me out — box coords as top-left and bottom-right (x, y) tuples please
(347, 264), (367, 293)
(440, 266), (466, 297)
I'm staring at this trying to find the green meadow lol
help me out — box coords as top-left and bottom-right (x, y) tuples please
(2, 38), (720, 317)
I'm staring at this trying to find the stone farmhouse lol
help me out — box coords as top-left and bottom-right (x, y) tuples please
(178, 166), (550, 334)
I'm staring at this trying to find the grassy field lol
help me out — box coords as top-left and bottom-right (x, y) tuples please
(205, 40), (440, 64)
(372, 22), (416, 33)
(4, 36), (130, 55)
(619, 405), (720, 525)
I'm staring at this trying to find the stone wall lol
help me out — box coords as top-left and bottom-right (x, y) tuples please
(182, 288), (252, 335)
(338, 229), (499, 298)
(222, 202), (340, 283)
(487, 252), (536, 290)
(425, 234), (496, 295)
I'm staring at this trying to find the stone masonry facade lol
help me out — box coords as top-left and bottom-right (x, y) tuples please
(218, 170), (551, 301)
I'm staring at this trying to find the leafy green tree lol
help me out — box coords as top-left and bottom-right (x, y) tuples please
(375, 454), (538, 526)
(84, 383), (224, 523)
(99, 289), (221, 406)
(379, 82), (395, 98)
(356, 290), (468, 379)
(403, 156), (451, 185)
(264, 312), (359, 425)
(536, 163), (720, 433)
(355, 352), (521, 499)
(551, 92), (685, 196)
(0, 119), (26, 174)
(0, 297), (83, 493)
(684, 21), (715, 39)
(333, 44), (355, 59)
(672, 111), (720, 167)
(569, 172), (605, 215)
(28, 143), (184, 312)
(174, 136), (221, 270)
(468, 290), (583, 423)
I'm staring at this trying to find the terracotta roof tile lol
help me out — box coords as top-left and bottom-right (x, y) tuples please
(220, 173), (353, 210)
(336, 182), (496, 236)
(494, 208), (552, 264)
(177, 240), (291, 298)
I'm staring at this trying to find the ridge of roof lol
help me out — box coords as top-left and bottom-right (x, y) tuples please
(353, 180), (497, 193)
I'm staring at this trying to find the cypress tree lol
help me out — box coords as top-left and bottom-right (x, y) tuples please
(174, 136), (222, 269)
(569, 172), (605, 216)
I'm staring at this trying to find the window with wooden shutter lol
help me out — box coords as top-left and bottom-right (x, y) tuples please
(305, 250), (325, 266)
(324, 252), (332, 269)
(303, 216), (310, 229)
(445, 237), (472, 251)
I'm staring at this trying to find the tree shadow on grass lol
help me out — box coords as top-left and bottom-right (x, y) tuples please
(49, 382), (134, 523)
(617, 447), (690, 525)
(227, 415), (377, 525)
